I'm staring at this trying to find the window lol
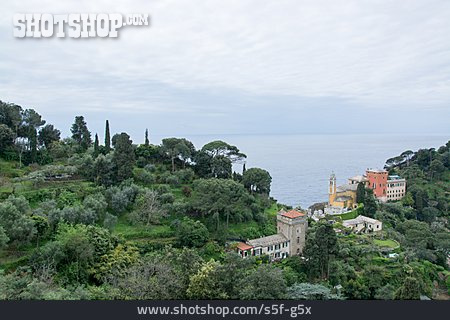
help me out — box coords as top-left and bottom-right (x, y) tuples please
(297, 237), (300, 244)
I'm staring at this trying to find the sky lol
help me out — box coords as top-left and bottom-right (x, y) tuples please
(0, 0), (449, 144)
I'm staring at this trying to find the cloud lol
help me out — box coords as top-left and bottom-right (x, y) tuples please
(0, 0), (449, 139)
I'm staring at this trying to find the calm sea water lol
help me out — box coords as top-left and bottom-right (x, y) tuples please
(152, 134), (449, 208)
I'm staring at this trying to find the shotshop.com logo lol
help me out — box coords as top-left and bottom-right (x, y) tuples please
(13, 13), (150, 38)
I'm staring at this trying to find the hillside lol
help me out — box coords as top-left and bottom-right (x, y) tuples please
(0, 100), (449, 300)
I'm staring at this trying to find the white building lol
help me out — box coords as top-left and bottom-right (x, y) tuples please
(343, 215), (382, 233)
(386, 175), (406, 201)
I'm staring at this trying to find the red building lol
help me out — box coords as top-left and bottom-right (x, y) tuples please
(366, 169), (388, 201)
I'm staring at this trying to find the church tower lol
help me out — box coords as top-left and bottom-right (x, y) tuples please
(329, 172), (337, 205)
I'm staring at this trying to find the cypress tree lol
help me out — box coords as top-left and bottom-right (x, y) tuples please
(105, 120), (111, 153)
(94, 133), (99, 157)
(145, 128), (149, 146)
(356, 182), (365, 204)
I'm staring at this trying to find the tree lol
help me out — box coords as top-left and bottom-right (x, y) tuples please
(71, 116), (91, 151)
(175, 217), (209, 248)
(213, 252), (255, 299)
(129, 190), (167, 225)
(104, 120), (111, 153)
(93, 133), (99, 157)
(161, 138), (195, 172)
(356, 182), (365, 204)
(21, 109), (46, 163)
(111, 255), (183, 299)
(191, 178), (255, 226)
(210, 155), (232, 178)
(304, 223), (337, 279)
(112, 132), (135, 182)
(401, 150), (414, 166)
(92, 243), (139, 283)
(239, 264), (286, 299)
(94, 154), (116, 186)
(0, 101), (22, 132)
(345, 278), (370, 299)
(0, 124), (14, 155)
(242, 167), (272, 194)
(421, 207), (439, 223)
(0, 226), (9, 251)
(363, 189), (377, 217)
(38, 124), (60, 149)
(429, 159), (445, 180)
(287, 283), (341, 300)
(144, 129), (149, 146)
(395, 277), (421, 300)
(0, 196), (35, 245)
(187, 260), (227, 299)
(193, 151), (214, 178)
(201, 140), (246, 163)
(375, 284), (396, 300)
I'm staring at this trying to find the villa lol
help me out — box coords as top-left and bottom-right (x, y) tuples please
(343, 215), (382, 233)
(236, 209), (308, 261)
(386, 175), (406, 201)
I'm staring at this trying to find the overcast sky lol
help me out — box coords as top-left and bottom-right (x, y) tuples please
(1, 0), (449, 143)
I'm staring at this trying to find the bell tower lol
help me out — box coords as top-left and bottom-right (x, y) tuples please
(329, 172), (336, 205)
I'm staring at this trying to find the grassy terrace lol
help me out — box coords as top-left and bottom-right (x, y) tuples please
(113, 216), (174, 241)
(373, 238), (400, 249)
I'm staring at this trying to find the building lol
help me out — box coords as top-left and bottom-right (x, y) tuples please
(366, 169), (406, 202)
(386, 175), (406, 201)
(328, 173), (358, 210)
(248, 234), (290, 260)
(342, 215), (382, 233)
(236, 209), (308, 260)
(366, 168), (388, 201)
(348, 175), (369, 187)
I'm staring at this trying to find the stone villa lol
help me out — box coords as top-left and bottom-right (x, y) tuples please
(236, 209), (308, 260)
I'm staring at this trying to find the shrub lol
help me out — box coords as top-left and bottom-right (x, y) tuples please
(160, 193), (175, 204)
(165, 175), (180, 186)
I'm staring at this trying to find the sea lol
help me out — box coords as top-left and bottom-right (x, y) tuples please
(152, 134), (449, 208)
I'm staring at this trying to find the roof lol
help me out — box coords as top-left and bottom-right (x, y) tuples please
(248, 234), (287, 248)
(336, 184), (358, 192)
(348, 175), (368, 182)
(388, 175), (405, 181)
(280, 209), (305, 219)
(366, 168), (388, 174)
(236, 242), (253, 251)
(343, 215), (381, 226)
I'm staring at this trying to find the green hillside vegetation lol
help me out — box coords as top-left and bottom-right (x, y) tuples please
(0, 100), (449, 300)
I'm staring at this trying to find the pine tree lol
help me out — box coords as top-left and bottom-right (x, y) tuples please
(145, 129), (150, 146)
(71, 116), (91, 151)
(105, 120), (111, 153)
(94, 133), (99, 157)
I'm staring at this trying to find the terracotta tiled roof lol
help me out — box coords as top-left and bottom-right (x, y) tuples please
(280, 210), (305, 219)
(236, 242), (253, 251)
